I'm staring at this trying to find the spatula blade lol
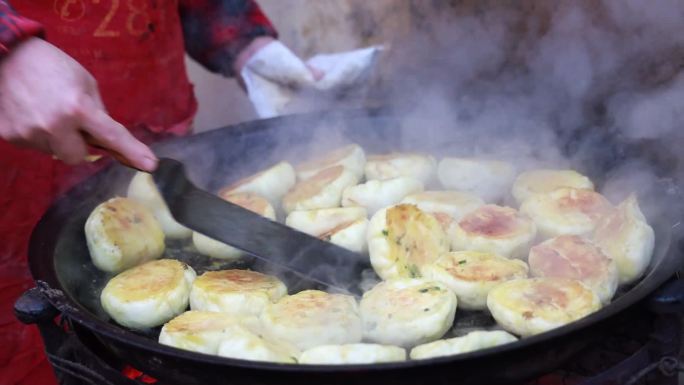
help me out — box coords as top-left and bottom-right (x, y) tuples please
(152, 158), (363, 294)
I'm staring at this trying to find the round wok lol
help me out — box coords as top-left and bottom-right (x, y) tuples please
(27, 109), (684, 385)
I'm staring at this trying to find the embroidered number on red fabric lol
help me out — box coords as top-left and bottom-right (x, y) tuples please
(126, 0), (151, 36)
(92, 0), (121, 37)
(55, 0), (154, 37)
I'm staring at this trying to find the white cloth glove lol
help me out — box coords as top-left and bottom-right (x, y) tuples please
(241, 42), (382, 118)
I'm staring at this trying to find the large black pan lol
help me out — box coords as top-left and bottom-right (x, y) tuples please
(25, 109), (684, 385)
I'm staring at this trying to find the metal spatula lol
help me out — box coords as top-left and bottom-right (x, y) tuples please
(152, 158), (364, 294)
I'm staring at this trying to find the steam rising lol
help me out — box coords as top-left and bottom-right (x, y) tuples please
(195, 0), (683, 275)
(152, 1), (684, 289)
(373, 1), (684, 204)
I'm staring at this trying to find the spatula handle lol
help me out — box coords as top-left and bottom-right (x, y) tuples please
(83, 132), (140, 170)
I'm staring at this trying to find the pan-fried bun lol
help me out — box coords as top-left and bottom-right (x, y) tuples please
(320, 218), (369, 254)
(101, 259), (196, 330)
(159, 311), (242, 355)
(512, 169), (594, 205)
(127, 171), (192, 239)
(520, 187), (613, 239)
(297, 144), (366, 180)
(299, 343), (406, 364)
(190, 270), (287, 317)
(487, 278), (601, 337)
(437, 158), (516, 202)
(261, 290), (362, 351)
(364, 152), (436, 184)
(85, 197), (165, 273)
(401, 190), (485, 228)
(286, 207), (367, 236)
(342, 177), (424, 215)
(360, 279), (457, 348)
(286, 207), (369, 253)
(282, 165), (359, 213)
(159, 310), (295, 361)
(450, 205), (536, 260)
(529, 235), (618, 304)
(216, 326), (299, 363)
(220, 161), (296, 205)
(367, 204), (450, 280)
(421, 251), (529, 310)
(593, 195), (655, 285)
(219, 191), (276, 216)
(192, 192), (275, 260)
(410, 330), (518, 360)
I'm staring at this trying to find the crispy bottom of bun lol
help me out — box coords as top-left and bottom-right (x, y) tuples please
(261, 290), (362, 350)
(101, 259), (196, 330)
(360, 279), (457, 348)
(368, 204), (450, 280)
(421, 251), (529, 310)
(529, 235), (618, 304)
(190, 269), (287, 317)
(520, 187), (612, 239)
(282, 165), (358, 213)
(86, 197), (165, 273)
(487, 278), (601, 337)
(450, 204), (536, 260)
(220, 161), (296, 205)
(297, 144), (366, 180)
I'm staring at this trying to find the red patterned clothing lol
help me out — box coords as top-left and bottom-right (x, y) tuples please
(0, 1), (276, 385)
(0, 2), (42, 54)
(0, 1), (276, 73)
(180, 0), (277, 76)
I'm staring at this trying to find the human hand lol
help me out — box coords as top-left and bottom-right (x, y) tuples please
(0, 38), (158, 171)
(234, 36), (323, 84)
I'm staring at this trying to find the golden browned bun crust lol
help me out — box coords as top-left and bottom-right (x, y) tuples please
(101, 259), (196, 329)
(287, 166), (344, 200)
(368, 204), (450, 280)
(282, 165), (358, 213)
(261, 290), (362, 350)
(512, 169), (594, 204)
(520, 188), (613, 239)
(421, 250), (528, 310)
(297, 144), (366, 180)
(529, 235), (618, 304)
(450, 205), (536, 260)
(487, 278), (601, 336)
(459, 205), (528, 238)
(219, 192), (273, 216)
(103, 259), (192, 301)
(85, 197), (165, 273)
(219, 161), (296, 205)
(161, 310), (237, 334)
(593, 194), (655, 285)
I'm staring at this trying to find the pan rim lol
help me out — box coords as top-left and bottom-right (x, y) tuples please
(28, 110), (684, 373)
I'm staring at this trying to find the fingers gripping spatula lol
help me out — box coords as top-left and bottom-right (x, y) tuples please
(152, 158), (363, 294)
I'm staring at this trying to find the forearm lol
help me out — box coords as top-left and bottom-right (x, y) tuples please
(0, 1), (43, 56)
(178, 0), (277, 77)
